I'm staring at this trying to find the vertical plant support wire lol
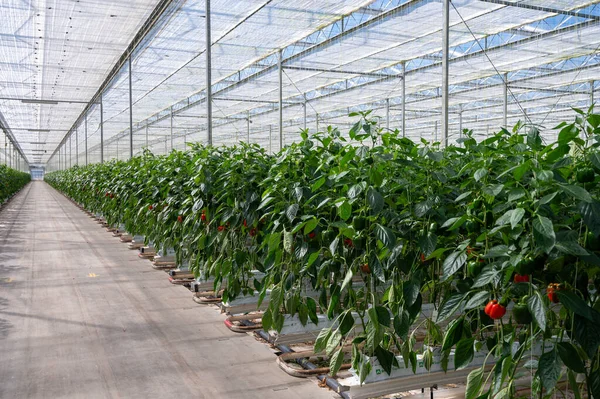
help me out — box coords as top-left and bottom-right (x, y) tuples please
(269, 125), (272, 154)
(402, 61), (406, 137)
(441, 0), (450, 147)
(100, 93), (104, 164)
(146, 125), (149, 148)
(247, 111), (250, 143)
(591, 80), (595, 109)
(205, 0), (213, 146)
(278, 49), (283, 150)
(503, 73), (508, 128)
(128, 56), (134, 159)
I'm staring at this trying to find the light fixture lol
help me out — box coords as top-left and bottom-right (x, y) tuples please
(29, 142), (47, 144)
(21, 99), (59, 105)
(28, 129), (51, 132)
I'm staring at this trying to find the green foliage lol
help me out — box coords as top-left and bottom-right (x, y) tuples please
(0, 165), (30, 203)
(45, 109), (600, 398)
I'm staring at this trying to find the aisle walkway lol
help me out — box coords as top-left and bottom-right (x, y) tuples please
(0, 182), (333, 399)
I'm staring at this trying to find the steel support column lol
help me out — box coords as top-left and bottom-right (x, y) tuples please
(269, 125), (272, 154)
(278, 49), (283, 150)
(205, 0), (213, 145)
(441, 0), (450, 147)
(592, 80), (595, 109)
(128, 56), (134, 159)
(146, 125), (149, 148)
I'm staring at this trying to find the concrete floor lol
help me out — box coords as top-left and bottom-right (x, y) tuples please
(0, 181), (334, 399)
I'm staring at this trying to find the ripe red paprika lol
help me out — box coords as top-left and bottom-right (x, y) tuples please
(513, 274), (529, 283)
(344, 238), (354, 247)
(148, 205), (153, 210)
(217, 225), (225, 232)
(243, 219), (248, 227)
(201, 212), (207, 222)
(360, 263), (371, 274)
(484, 300), (506, 320)
(308, 232), (316, 239)
(547, 283), (561, 303)
(249, 228), (258, 237)
(177, 215), (183, 223)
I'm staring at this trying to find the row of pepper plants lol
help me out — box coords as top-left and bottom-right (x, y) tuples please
(46, 109), (600, 398)
(0, 164), (30, 203)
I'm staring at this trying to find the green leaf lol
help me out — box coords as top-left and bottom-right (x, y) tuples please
(338, 200), (352, 221)
(348, 182), (365, 199)
(286, 203), (299, 222)
(437, 293), (465, 322)
(507, 188), (526, 202)
(574, 314), (600, 358)
(555, 239), (588, 256)
(418, 232), (437, 257)
(374, 346), (395, 376)
(465, 367), (484, 399)
(454, 337), (475, 370)
(341, 269), (353, 292)
(455, 191), (472, 202)
(513, 161), (530, 181)
(367, 187), (384, 214)
(192, 198), (204, 213)
(326, 329), (342, 356)
(314, 327), (332, 353)
(307, 250), (320, 267)
(414, 200), (432, 217)
(311, 176), (326, 191)
(442, 250), (467, 280)
(474, 168), (487, 182)
(483, 184), (504, 198)
(537, 349), (562, 391)
(304, 217), (318, 234)
(510, 208), (525, 229)
(442, 318), (464, 351)
(374, 223), (396, 250)
(556, 342), (585, 373)
(590, 369), (600, 399)
(559, 184), (593, 203)
(329, 348), (345, 376)
(533, 215), (555, 253)
(527, 291), (547, 331)
(557, 291), (597, 322)
(579, 200), (600, 237)
(472, 266), (500, 288)
(464, 291), (490, 310)
(558, 124), (579, 144)
(339, 311), (355, 335)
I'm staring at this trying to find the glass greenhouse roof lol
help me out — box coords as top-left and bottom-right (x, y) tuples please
(1, 0), (600, 168)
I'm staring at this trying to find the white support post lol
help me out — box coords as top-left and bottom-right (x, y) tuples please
(170, 106), (174, 151)
(146, 125), (149, 148)
(303, 100), (307, 130)
(100, 93), (104, 163)
(385, 98), (390, 130)
(85, 113), (88, 166)
(278, 49), (283, 150)
(205, 0), (213, 146)
(75, 127), (79, 165)
(441, 0), (450, 147)
(402, 62), (406, 137)
(128, 56), (133, 159)
(269, 125), (272, 154)
(503, 73), (508, 128)
(247, 111), (250, 143)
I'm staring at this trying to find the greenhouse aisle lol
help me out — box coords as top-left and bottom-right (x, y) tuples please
(0, 181), (333, 399)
